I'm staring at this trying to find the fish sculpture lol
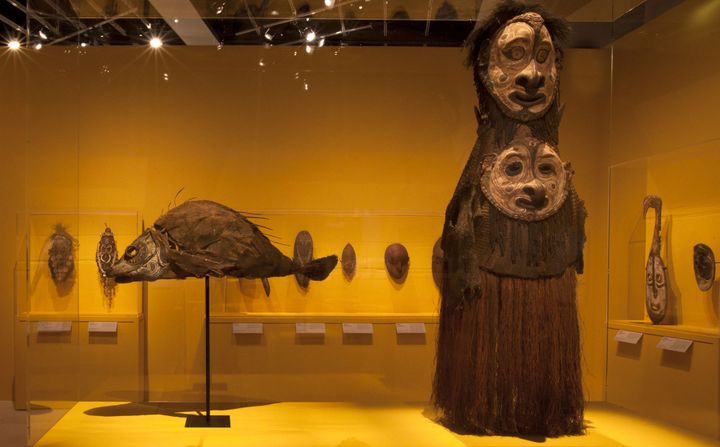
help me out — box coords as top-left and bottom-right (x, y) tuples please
(96, 200), (338, 296)
(643, 195), (667, 324)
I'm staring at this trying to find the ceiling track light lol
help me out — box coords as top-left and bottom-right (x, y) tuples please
(150, 37), (163, 48)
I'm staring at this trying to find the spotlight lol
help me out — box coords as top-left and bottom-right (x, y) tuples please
(264, 30), (273, 41)
(39, 30), (48, 40)
(305, 31), (316, 42)
(318, 38), (325, 48)
(8, 40), (20, 50)
(34, 43), (42, 50)
(150, 37), (163, 48)
(324, 0), (335, 6)
(305, 44), (314, 54)
(80, 42), (88, 48)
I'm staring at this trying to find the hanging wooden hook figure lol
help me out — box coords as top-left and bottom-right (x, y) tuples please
(643, 195), (667, 324)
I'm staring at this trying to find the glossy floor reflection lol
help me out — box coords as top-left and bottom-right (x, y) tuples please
(30, 401), (719, 447)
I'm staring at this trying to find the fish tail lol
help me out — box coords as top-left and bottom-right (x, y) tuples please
(298, 255), (338, 281)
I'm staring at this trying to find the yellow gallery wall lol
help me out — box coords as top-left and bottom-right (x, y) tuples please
(605, 0), (720, 437)
(3, 45), (610, 402)
(609, 0), (720, 328)
(0, 52), (27, 402)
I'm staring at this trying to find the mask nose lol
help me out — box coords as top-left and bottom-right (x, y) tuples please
(516, 63), (545, 91)
(523, 183), (547, 208)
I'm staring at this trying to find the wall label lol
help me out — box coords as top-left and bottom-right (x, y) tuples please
(36, 321), (71, 333)
(296, 323), (326, 334)
(88, 321), (118, 333)
(232, 323), (263, 334)
(656, 336), (693, 353)
(396, 323), (426, 334)
(614, 330), (642, 344)
(342, 323), (373, 334)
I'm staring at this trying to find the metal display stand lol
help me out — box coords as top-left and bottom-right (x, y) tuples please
(185, 277), (231, 428)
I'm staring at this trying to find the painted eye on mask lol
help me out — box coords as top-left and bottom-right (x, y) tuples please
(536, 48), (550, 63)
(538, 163), (555, 175)
(504, 46), (525, 61)
(125, 246), (139, 260)
(505, 161), (523, 176)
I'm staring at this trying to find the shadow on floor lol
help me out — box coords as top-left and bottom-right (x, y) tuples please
(84, 401), (275, 419)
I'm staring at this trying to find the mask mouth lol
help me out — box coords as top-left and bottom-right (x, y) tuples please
(510, 91), (546, 107)
(516, 196), (548, 211)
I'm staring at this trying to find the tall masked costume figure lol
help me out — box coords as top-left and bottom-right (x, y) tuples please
(432, 1), (586, 436)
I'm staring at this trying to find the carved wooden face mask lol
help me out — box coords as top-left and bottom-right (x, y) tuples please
(48, 226), (74, 284)
(385, 243), (409, 283)
(294, 230), (313, 289)
(481, 133), (569, 221)
(341, 243), (356, 279)
(693, 243), (715, 292)
(432, 238), (443, 289)
(482, 12), (557, 121)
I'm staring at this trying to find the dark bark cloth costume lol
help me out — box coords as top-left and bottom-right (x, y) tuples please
(432, 1), (587, 437)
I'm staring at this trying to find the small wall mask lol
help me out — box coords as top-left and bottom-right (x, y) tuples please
(432, 238), (444, 289)
(96, 227), (119, 298)
(385, 243), (410, 283)
(341, 243), (356, 280)
(480, 129), (570, 221)
(48, 225), (74, 285)
(643, 195), (667, 324)
(693, 243), (716, 292)
(482, 12), (558, 121)
(294, 230), (314, 289)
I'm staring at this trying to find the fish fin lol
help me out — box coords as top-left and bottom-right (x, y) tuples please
(261, 278), (270, 297)
(299, 255), (338, 281)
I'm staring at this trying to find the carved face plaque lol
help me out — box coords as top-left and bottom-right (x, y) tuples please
(480, 135), (569, 222)
(432, 238), (444, 289)
(293, 230), (313, 289)
(341, 243), (356, 280)
(385, 243), (409, 283)
(693, 243), (715, 292)
(96, 227), (119, 298)
(96, 228), (118, 277)
(48, 226), (74, 284)
(482, 12), (557, 121)
(645, 255), (667, 324)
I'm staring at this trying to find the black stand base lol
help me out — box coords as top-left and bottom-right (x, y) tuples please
(185, 414), (231, 428)
(183, 277), (231, 429)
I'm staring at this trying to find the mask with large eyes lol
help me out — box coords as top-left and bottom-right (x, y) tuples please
(480, 138), (570, 222)
(482, 12), (558, 121)
(645, 255), (667, 323)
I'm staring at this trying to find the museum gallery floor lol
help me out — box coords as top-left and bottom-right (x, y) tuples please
(29, 401), (718, 447)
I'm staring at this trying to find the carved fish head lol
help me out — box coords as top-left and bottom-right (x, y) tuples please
(108, 228), (170, 283)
